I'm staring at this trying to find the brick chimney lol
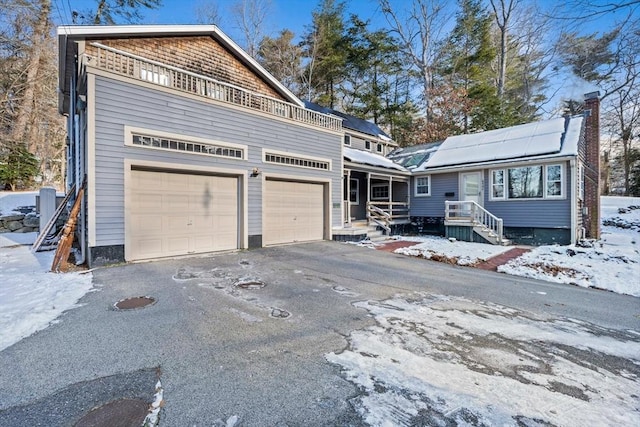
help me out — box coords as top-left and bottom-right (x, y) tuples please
(583, 91), (600, 239)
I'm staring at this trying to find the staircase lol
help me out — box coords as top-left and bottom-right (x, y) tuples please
(350, 220), (389, 242)
(445, 201), (510, 246)
(473, 223), (511, 246)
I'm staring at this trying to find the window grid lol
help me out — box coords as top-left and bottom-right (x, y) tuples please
(264, 153), (330, 170)
(415, 176), (430, 196)
(371, 184), (389, 200)
(132, 134), (243, 159)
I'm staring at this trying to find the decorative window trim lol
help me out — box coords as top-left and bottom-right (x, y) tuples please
(125, 126), (246, 160)
(415, 176), (431, 197)
(489, 163), (565, 201)
(262, 149), (332, 171)
(371, 183), (389, 200)
(344, 135), (351, 146)
(349, 178), (359, 205)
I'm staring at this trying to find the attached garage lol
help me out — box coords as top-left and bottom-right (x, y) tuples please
(127, 169), (240, 261)
(263, 179), (326, 246)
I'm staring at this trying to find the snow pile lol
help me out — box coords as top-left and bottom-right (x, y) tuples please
(327, 294), (640, 426)
(0, 231), (93, 352)
(0, 191), (38, 215)
(499, 196), (640, 297)
(393, 235), (512, 266)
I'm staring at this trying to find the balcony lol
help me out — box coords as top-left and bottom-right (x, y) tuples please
(83, 42), (342, 132)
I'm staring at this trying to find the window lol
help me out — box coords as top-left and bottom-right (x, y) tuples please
(365, 140), (371, 150)
(349, 178), (359, 204)
(344, 135), (351, 146)
(264, 152), (330, 170)
(415, 176), (430, 196)
(491, 164), (564, 200)
(131, 134), (244, 159)
(509, 166), (543, 198)
(491, 170), (504, 198)
(376, 144), (383, 153)
(371, 184), (389, 200)
(546, 164), (562, 197)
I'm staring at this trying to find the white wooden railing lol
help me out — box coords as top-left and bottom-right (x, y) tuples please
(445, 201), (505, 244)
(84, 42), (342, 132)
(367, 202), (391, 234)
(368, 201), (410, 222)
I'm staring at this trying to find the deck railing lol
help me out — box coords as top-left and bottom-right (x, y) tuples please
(367, 203), (391, 234)
(84, 42), (342, 132)
(368, 201), (410, 222)
(445, 201), (505, 244)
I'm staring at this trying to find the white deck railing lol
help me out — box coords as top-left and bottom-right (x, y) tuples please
(84, 42), (342, 132)
(445, 201), (505, 244)
(367, 202), (392, 234)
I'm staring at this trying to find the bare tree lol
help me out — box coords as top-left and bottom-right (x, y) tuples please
(231, 0), (272, 58)
(194, 1), (222, 25)
(488, 0), (518, 99)
(1, 0), (66, 187)
(379, 0), (452, 122)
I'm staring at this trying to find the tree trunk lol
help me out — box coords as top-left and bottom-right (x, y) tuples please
(9, 0), (51, 149)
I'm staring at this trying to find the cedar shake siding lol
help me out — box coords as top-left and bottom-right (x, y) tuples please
(85, 36), (283, 100)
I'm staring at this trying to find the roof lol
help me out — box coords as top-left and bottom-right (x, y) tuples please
(304, 102), (392, 142)
(414, 116), (584, 171)
(57, 25), (303, 114)
(344, 147), (407, 172)
(387, 141), (443, 170)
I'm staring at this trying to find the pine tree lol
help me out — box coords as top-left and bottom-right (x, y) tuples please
(300, 0), (347, 107)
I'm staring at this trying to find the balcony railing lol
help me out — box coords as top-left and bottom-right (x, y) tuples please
(84, 42), (342, 132)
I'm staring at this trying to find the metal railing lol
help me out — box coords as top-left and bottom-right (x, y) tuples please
(84, 42), (342, 132)
(445, 201), (505, 244)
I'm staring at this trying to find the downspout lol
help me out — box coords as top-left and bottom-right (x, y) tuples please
(570, 158), (577, 245)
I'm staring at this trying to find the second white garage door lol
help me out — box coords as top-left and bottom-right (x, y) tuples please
(263, 180), (325, 246)
(128, 170), (238, 261)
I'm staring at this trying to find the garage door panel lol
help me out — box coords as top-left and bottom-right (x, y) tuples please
(128, 170), (239, 261)
(264, 180), (325, 246)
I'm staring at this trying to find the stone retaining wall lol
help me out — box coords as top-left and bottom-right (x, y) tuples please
(0, 207), (67, 234)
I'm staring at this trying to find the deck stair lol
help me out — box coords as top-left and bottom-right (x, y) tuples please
(445, 201), (510, 246)
(350, 220), (388, 242)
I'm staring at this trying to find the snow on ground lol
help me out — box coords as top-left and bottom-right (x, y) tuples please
(383, 196), (640, 297)
(0, 192), (93, 352)
(327, 293), (640, 426)
(0, 191), (39, 215)
(392, 235), (512, 265)
(498, 196), (640, 297)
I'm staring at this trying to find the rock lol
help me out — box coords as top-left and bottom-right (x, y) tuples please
(0, 214), (25, 222)
(15, 227), (35, 233)
(23, 213), (40, 228)
(0, 227), (7, 233)
(6, 221), (23, 231)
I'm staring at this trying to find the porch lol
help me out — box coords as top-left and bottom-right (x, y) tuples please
(344, 170), (410, 231)
(444, 201), (510, 245)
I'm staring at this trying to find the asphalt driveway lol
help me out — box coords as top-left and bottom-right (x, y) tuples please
(1, 241), (638, 426)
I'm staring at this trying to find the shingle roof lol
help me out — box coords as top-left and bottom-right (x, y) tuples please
(304, 101), (391, 140)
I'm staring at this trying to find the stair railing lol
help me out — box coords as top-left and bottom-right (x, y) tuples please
(445, 201), (505, 244)
(367, 202), (391, 234)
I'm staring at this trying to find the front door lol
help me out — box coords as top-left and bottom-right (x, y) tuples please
(461, 172), (482, 206)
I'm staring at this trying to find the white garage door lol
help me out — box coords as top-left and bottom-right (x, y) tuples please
(263, 180), (325, 246)
(128, 170), (238, 261)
